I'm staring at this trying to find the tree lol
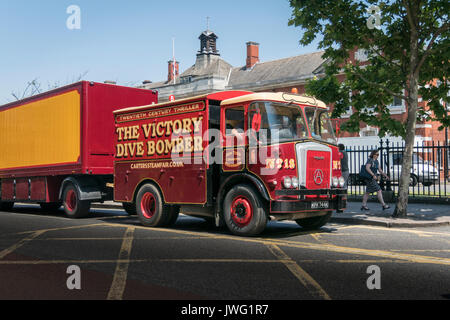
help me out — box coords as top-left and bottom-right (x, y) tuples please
(10, 71), (89, 102)
(289, 0), (449, 217)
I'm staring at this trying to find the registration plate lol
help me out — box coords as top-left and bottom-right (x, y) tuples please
(311, 201), (329, 209)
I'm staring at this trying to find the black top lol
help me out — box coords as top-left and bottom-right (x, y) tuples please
(366, 158), (379, 175)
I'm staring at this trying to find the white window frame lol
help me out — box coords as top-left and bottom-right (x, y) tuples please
(359, 125), (379, 137)
(355, 49), (369, 62)
(388, 93), (406, 114)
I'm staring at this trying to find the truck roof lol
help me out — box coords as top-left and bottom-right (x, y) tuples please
(220, 92), (327, 108)
(113, 91), (253, 114)
(113, 90), (327, 115)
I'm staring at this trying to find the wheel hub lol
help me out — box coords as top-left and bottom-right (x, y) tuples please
(230, 197), (253, 227)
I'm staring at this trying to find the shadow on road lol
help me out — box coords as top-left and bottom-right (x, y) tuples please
(6, 204), (339, 239)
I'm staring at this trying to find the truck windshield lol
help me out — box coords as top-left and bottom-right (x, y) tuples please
(304, 107), (337, 144)
(248, 102), (308, 144)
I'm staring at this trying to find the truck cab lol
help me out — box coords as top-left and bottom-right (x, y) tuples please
(113, 91), (347, 236)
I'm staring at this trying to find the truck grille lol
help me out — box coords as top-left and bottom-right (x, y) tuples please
(305, 150), (331, 189)
(296, 142), (332, 189)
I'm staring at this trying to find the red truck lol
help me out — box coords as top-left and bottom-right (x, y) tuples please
(113, 91), (347, 236)
(0, 81), (158, 217)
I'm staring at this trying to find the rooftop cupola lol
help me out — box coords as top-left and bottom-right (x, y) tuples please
(198, 30), (219, 56)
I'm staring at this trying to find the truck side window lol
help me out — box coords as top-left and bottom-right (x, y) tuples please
(225, 106), (245, 135)
(225, 106), (245, 147)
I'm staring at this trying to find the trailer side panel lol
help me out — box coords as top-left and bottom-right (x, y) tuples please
(0, 89), (81, 172)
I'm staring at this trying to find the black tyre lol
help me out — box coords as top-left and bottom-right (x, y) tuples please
(122, 202), (137, 215)
(136, 183), (171, 227)
(0, 201), (14, 211)
(39, 202), (62, 212)
(409, 174), (418, 187)
(62, 184), (91, 218)
(295, 212), (332, 230)
(223, 184), (267, 236)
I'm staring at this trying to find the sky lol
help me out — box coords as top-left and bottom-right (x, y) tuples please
(0, 0), (322, 103)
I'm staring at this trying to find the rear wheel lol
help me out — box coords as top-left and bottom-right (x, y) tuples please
(136, 184), (171, 227)
(295, 212), (332, 230)
(62, 184), (91, 218)
(223, 184), (267, 236)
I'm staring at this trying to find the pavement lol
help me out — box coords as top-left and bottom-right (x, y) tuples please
(330, 200), (450, 228)
(92, 199), (450, 229)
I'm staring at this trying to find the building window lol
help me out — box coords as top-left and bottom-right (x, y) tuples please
(180, 76), (192, 84)
(355, 49), (369, 62)
(360, 126), (378, 137)
(387, 93), (406, 114)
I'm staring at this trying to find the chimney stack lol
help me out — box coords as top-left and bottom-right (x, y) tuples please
(246, 42), (259, 69)
(168, 60), (180, 83)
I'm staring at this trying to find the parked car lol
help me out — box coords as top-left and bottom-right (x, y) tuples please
(389, 152), (439, 186)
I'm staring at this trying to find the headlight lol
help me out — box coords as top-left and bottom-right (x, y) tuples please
(283, 176), (292, 189)
(338, 176), (345, 187)
(291, 177), (299, 189)
(332, 176), (339, 187)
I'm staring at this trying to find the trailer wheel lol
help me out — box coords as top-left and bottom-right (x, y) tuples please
(223, 184), (267, 236)
(136, 184), (171, 227)
(295, 212), (332, 230)
(62, 184), (91, 219)
(0, 202), (14, 211)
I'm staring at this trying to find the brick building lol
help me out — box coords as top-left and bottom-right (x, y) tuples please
(141, 29), (448, 146)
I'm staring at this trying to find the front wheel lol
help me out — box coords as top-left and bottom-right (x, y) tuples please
(223, 184), (267, 236)
(62, 184), (91, 218)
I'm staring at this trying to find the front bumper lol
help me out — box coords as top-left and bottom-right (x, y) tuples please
(271, 188), (347, 214)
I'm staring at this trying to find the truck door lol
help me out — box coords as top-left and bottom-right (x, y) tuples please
(222, 105), (246, 172)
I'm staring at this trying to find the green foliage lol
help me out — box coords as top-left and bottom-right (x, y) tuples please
(289, 0), (449, 138)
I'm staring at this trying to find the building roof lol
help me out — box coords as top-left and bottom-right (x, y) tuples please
(227, 51), (326, 90)
(181, 54), (232, 79)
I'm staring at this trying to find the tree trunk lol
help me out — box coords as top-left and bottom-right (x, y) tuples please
(393, 4), (420, 218)
(393, 92), (418, 217)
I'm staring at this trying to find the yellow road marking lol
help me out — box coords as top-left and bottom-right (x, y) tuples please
(159, 258), (282, 263)
(11, 223), (109, 236)
(0, 230), (46, 259)
(341, 225), (450, 237)
(0, 259), (147, 265)
(107, 227), (135, 300)
(0, 258), (414, 265)
(266, 244), (331, 300)
(29, 236), (209, 241)
(98, 222), (450, 266)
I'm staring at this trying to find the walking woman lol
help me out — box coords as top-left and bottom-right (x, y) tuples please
(361, 150), (390, 211)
